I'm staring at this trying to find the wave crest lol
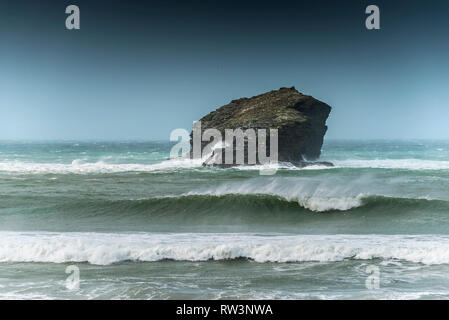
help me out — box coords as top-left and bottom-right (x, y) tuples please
(2, 232), (449, 265)
(185, 178), (369, 212)
(0, 158), (203, 174)
(2, 157), (449, 174)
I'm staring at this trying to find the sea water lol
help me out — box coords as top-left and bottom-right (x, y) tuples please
(2, 140), (449, 299)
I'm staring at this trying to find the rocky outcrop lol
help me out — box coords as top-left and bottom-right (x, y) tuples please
(190, 87), (331, 166)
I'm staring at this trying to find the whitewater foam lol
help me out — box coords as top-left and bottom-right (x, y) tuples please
(233, 159), (449, 171)
(1, 157), (449, 174)
(1, 232), (449, 265)
(186, 178), (366, 212)
(333, 159), (449, 170)
(0, 158), (204, 174)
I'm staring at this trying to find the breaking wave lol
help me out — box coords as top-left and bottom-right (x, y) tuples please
(184, 177), (368, 212)
(2, 232), (449, 265)
(2, 158), (449, 174)
(128, 193), (444, 213)
(0, 158), (204, 174)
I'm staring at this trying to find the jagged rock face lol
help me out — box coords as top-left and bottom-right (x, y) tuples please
(190, 87), (331, 164)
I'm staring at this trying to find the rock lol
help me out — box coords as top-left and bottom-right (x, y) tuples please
(190, 87), (331, 166)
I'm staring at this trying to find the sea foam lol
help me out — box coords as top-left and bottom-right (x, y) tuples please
(0, 157), (448, 174)
(0, 158), (204, 174)
(185, 177), (366, 212)
(2, 232), (449, 265)
(333, 159), (449, 170)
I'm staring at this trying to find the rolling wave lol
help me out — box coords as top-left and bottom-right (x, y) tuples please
(2, 232), (449, 265)
(28, 193), (447, 219)
(184, 178), (366, 211)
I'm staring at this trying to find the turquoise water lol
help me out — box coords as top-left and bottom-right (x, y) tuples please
(2, 140), (449, 299)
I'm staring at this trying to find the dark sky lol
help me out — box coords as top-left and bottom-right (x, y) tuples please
(1, 0), (448, 140)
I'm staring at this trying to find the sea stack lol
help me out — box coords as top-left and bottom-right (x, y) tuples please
(190, 87), (332, 166)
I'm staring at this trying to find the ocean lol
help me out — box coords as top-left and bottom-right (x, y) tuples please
(2, 140), (449, 299)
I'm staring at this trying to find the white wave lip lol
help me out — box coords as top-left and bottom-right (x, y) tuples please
(2, 232), (449, 265)
(186, 178), (366, 212)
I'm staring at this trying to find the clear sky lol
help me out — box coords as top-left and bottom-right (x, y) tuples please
(1, 0), (448, 140)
